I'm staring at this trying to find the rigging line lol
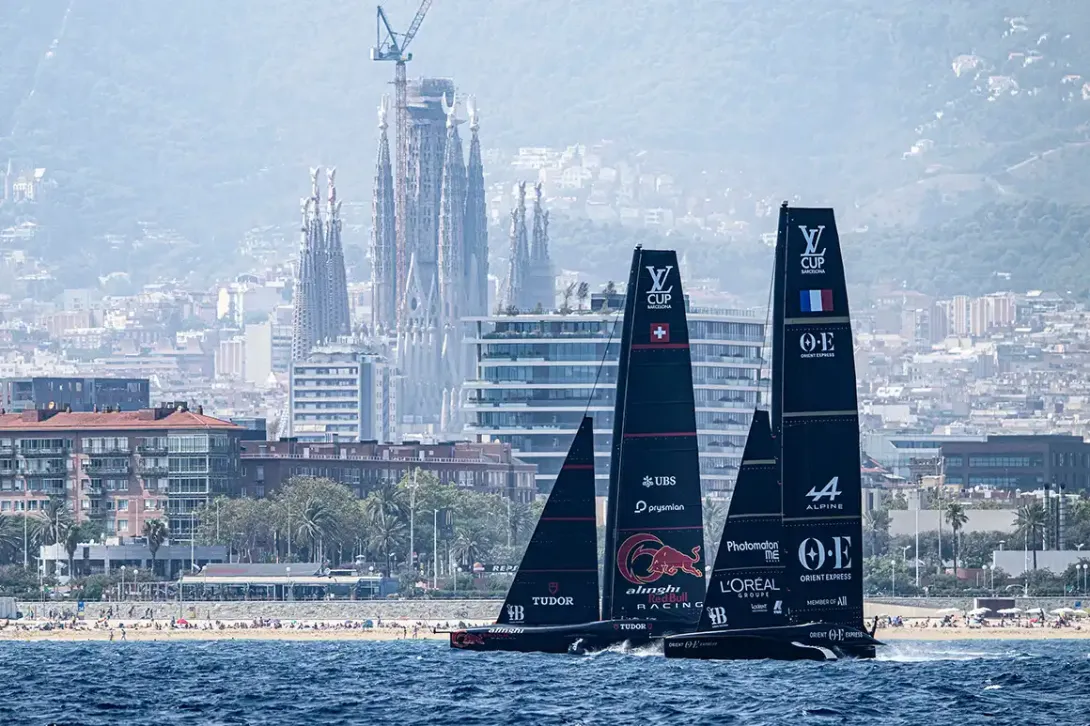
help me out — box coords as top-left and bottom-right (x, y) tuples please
(583, 304), (621, 419)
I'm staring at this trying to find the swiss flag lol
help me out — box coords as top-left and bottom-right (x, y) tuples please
(650, 323), (670, 344)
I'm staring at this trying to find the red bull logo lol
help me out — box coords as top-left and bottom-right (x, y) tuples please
(617, 533), (702, 585)
(450, 631), (485, 648)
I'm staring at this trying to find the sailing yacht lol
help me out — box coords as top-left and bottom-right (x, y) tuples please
(450, 247), (706, 653)
(664, 204), (882, 661)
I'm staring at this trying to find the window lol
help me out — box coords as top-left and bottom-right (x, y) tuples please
(118, 519), (128, 532)
(118, 499), (129, 511)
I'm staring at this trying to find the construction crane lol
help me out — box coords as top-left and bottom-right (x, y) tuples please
(371, 1), (434, 306)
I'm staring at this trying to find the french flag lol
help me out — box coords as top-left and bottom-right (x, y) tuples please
(800, 289), (833, 313)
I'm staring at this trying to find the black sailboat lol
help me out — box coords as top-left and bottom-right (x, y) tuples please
(694, 410), (786, 634)
(600, 246), (706, 630)
(451, 247), (705, 653)
(664, 204), (881, 661)
(450, 416), (608, 653)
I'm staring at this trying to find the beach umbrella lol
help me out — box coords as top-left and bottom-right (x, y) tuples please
(934, 608), (960, 616)
(1025, 607), (1045, 616)
(1050, 607), (1075, 616)
(996, 607), (1022, 615)
(1071, 609), (1088, 618)
(967, 607), (991, 617)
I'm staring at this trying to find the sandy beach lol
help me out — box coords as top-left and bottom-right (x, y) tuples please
(2, 619), (1088, 643)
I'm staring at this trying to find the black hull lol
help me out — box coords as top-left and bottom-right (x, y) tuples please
(449, 620), (676, 655)
(663, 622), (880, 662)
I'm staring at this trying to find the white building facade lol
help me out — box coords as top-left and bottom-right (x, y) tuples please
(464, 296), (764, 494)
(286, 345), (397, 443)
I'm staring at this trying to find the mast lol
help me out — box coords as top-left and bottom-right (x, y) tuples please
(601, 249), (642, 619)
(770, 201), (789, 437)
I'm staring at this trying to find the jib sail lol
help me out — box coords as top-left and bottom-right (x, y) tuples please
(601, 248), (705, 626)
(496, 416), (600, 626)
(697, 410), (786, 631)
(775, 206), (864, 628)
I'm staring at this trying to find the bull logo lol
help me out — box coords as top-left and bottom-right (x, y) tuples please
(616, 533), (702, 585)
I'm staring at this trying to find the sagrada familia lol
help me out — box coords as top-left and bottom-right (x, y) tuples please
(290, 78), (553, 437)
(290, 166), (351, 361)
(370, 78), (490, 433)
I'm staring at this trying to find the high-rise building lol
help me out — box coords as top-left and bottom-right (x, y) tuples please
(369, 82), (489, 433)
(464, 294), (764, 494)
(286, 344), (398, 444)
(291, 167), (351, 362)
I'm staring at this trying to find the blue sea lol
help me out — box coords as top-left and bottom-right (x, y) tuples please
(2, 639), (1088, 725)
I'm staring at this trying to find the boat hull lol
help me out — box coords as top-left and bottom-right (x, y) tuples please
(663, 622), (881, 662)
(449, 619), (677, 654)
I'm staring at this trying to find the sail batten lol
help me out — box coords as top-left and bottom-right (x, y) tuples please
(602, 248), (705, 625)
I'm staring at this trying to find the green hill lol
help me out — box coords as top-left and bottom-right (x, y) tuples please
(2, 1), (1089, 292)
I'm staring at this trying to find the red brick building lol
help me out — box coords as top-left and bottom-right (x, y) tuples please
(0, 404), (243, 540)
(240, 439), (537, 502)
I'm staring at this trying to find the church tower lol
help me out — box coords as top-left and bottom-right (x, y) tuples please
(370, 97), (397, 331)
(462, 98), (489, 317)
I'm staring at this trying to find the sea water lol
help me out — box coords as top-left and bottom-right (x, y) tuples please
(2, 639), (1088, 725)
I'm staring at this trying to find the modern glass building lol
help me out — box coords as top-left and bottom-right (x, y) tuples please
(464, 294), (764, 495)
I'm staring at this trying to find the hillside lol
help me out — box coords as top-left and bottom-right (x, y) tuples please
(2, 0), (1089, 291)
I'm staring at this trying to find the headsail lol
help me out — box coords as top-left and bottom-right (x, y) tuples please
(601, 248), (704, 626)
(697, 410), (785, 631)
(496, 416), (599, 626)
(776, 207), (864, 628)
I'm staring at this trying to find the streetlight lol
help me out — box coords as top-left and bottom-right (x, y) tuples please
(901, 545), (911, 564)
(121, 565), (126, 601)
(891, 559), (896, 597)
(132, 568), (138, 601)
(1077, 543), (1086, 552)
(285, 566), (292, 602)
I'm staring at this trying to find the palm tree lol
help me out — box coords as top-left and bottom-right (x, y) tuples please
(40, 497), (73, 546)
(560, 282), (576, 314)
(576, 282), (589, 311)
(63, 525), (81, 579)
(863, 508), (891, 558)
(296, 496), (338, 563)
(1015, 502), (1048, 570)
(144, 519), (169, 576)
(944, 501), (968, 581)
(0, 516), (21, 565)
(364, 503), (406, 575)
(603, 281), (617, 297)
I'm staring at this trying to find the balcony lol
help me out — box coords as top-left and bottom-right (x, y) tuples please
(85, 463), (132, 475)
(137, 444), (168, 455)
(19, 446), (68, 456)
(137, 463), (169, 475)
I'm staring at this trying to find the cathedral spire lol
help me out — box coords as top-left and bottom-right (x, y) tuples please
(371, 96), (397, 330)
(438, 93), (466, 329)
(463, 96), (489, 317)
(325, 167), (351, 338)
(503, 182), (531, 310)
(527, 182), (555, 310)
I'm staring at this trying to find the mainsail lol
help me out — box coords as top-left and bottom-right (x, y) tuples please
(601, 248), (705, 626)
(496, 416), (600, 626)
(697, 410), (785, 631)
(776, 206), (864, 628)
